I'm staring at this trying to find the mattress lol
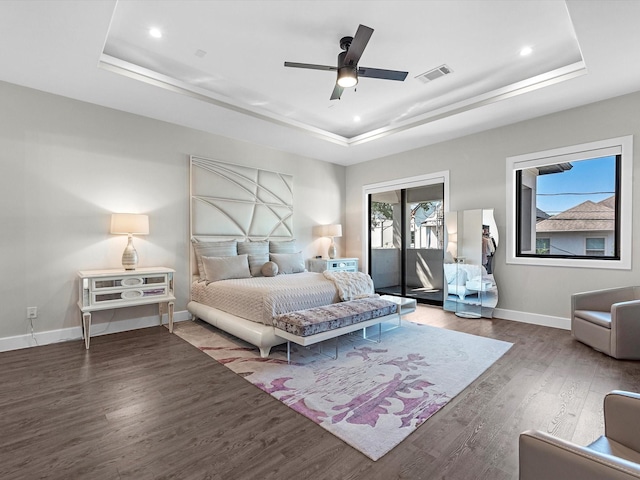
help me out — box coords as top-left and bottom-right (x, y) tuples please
(190, 272), (340, 325)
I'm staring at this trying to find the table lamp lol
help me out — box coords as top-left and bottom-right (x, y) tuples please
(323, 224), (342, 259)
(110, 213), (149, 270)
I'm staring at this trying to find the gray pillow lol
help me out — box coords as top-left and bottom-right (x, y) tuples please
(201, 254), (251, 282)
(192, 239), (237, 281)
(248, 253), (269, 276)
(269, 239), (297, 254)
(238, 241), (269, 276)
(261, 261), (279, 277)
(237, 240), (268, 256)
(270, 252), (305, 274)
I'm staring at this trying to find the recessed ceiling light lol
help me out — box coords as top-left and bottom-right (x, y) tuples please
(149, 28), (162, 39)
(354, 116), (361, 122)
(520, 46), (533, 56)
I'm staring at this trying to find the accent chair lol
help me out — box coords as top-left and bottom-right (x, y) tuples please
(519, 390), (640, 479)
(571, 286), (640, 360)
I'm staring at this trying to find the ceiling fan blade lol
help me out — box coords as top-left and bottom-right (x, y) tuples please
(284, 62), (337, 72)
(343, 24), (374, 66)
(358, 66), (408, 81)
(330, 83), (343, 100)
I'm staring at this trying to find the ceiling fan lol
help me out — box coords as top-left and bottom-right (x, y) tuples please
(284, 24), (408, 100)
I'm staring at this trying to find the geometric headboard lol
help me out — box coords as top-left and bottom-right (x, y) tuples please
(190, 155), (293, 239)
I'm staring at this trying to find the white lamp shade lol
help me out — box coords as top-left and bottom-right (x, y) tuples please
(110, 213), (149, 235)
(323, 224), (342, 238)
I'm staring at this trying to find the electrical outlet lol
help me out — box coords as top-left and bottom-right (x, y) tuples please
(27, 307), (37, 319)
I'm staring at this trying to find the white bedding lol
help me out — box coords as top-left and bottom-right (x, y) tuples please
(191, 272), (340, 325)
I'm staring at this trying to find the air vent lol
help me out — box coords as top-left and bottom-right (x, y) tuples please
(415, 64), (453, 83)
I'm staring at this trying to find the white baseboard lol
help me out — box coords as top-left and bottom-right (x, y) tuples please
(1, 307), (570, 353)
(0, 310), (192, 353)
(493, 308), (571, 330)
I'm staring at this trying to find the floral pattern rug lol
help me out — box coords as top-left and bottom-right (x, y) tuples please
(174, 319), (512, 461)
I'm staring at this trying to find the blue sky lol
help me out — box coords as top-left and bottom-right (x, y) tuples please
(536, 156), (616, 215)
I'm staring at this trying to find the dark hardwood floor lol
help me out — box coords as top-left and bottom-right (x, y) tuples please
(2, 306), (639, 479)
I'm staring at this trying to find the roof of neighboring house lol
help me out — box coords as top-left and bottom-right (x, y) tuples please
(598, 196), (616, 210)
(536, 208), (550, 220)
(536, 197), (615, 232)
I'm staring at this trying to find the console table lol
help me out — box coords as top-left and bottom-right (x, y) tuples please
(77, 267), (175, 349)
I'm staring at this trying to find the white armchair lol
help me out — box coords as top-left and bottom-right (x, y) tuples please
(519, 391), (640, 479)
(571, 286), (640, 360)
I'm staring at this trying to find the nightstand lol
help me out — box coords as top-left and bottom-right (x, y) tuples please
(307, 257), (358, 273)
(77, 267), (175, 349)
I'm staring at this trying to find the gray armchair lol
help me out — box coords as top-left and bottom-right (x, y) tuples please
(571, 286), (640, 359)
(519, 390), (640, 479)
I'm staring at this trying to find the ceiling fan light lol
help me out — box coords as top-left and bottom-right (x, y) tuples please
(337, 66), (358, 88)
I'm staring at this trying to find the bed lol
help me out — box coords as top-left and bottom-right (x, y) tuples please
(187, 156), (344, 356)
(187, 247), (341, 357)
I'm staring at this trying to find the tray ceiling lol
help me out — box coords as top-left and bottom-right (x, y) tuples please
(2, 1), (640, 165)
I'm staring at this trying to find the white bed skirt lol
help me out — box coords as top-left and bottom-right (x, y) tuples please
(187, 301), (286, 357)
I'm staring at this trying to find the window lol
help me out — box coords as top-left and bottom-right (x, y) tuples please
(506, 136), (632, 269)
(516, 155), (618, 259)
(585, 237), (605, 256)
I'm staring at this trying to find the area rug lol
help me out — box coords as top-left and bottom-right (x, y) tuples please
(173, 319), (512, 461)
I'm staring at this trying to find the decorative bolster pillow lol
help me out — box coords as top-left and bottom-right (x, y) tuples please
(261, 261), (279, 277)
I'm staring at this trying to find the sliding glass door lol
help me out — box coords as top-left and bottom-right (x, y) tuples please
(369, 183), (445, 305)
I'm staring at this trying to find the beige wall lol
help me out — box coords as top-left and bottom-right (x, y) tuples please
(0, 81), (345, 346)
(345, 90), (640, 320)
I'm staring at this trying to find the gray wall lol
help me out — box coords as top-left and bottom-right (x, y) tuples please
(0, 81), (345, 345)
(345, 90), (640, 320)
(3, 77), (639, 344)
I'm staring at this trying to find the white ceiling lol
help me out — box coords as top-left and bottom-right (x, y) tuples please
(1, 0), (640, 166)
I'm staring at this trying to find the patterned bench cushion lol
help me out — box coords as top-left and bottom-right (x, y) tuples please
(272, 297), (398, 338)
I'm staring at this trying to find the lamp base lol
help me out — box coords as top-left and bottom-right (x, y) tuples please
(122, 235), (139, 270)
(328, 238), (337, 259)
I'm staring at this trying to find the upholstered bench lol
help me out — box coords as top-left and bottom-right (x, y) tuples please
(272, 297), (399, 363)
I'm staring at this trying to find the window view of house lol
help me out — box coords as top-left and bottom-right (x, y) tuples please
(410, 201), (444, 249)
(371, 200), (444, 249)
(516, 155), (619, 259)
(370, 201), (394, 248)
(536, 237), (550, 254)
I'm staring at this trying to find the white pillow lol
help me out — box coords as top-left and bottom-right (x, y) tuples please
(443, 264), (468, 285)
(443, 263), (456, 282)
(201, 254), (251, 282)
(269, 252), (305, 274)
(452, 268), (468, 286)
